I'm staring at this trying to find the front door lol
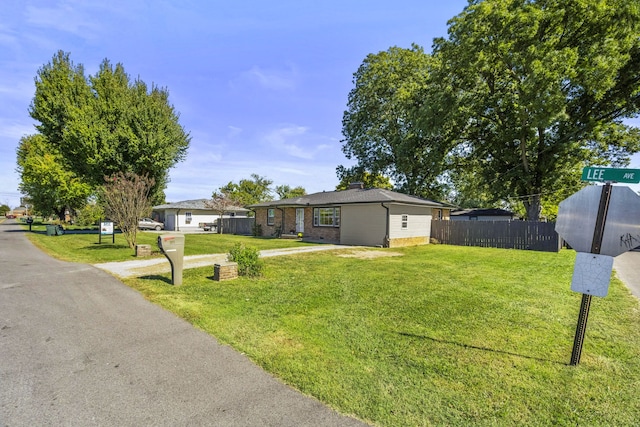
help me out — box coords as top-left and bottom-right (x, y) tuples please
(296, 208), (304, 233)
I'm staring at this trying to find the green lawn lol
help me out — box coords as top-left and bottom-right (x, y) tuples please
(122, 244), (640, 426)
(23, 226), (640, 425)
(25, 228), (315, 263)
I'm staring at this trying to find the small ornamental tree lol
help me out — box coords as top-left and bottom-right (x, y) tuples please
(101, 172), (155, 248)
(204, 190), (240, 234)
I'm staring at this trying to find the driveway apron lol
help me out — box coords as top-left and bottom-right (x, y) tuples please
(0, 220), (366, 427)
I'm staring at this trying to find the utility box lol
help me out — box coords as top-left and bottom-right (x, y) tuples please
(157, 234), (185, 285)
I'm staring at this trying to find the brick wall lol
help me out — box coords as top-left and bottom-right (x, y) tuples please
(254, 207), (340, 243)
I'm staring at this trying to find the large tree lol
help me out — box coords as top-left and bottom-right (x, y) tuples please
(274, 184), (306, 200)
(28, 51), (190, 204)
(335, 168), (393, 191)
(436, 0), (640, 220)
(16, 134), (92, 220)
(220, 174), (274, 206)
(340, 45), (459, 200)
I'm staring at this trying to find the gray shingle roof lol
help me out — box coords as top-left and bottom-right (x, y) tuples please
(249, 188), (442, 208)
(153, 199), (249, 212)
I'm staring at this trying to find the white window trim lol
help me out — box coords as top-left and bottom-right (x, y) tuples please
(313, 207), (340, 227)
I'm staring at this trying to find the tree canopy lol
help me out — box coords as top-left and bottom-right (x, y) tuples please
(27, 51), (190, 206)
(335, 169), (393, 191)
(274, 184), (306, 200)
(16, 134), (92, 219)
(341, 0), (640, 220)
(219, 174), (274, 206)
(340, 45), (457, 200)
(437, 0), (640, 219)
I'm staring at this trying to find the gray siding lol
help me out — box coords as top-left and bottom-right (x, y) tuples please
(340, 204), (387, 246)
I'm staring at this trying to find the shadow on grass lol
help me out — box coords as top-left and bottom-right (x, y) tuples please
(84, 243), (132, 250)
(139, 274), (172, 284)
(397, 331), (567, 366)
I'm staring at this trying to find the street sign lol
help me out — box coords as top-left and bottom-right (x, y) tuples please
(556, 183), (640, 365)
(556, 186), (640, 257)
(570, 253), (614, 297)
(581, 167), (640, 183)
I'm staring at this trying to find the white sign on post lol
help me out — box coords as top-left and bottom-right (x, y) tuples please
(101, 221), (114, 235)
(570, 252), (614, 297)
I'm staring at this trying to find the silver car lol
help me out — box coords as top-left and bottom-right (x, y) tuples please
(138, 218), (164, 230)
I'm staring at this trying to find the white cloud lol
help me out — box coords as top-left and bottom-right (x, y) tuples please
(262, 125), (331, 159)
(25, 2), (102, 38)
(231, 64), (298, 91)
(227, 126), (242, 137)
(0, 78), (36, 103)
(0, 119), (36, 140)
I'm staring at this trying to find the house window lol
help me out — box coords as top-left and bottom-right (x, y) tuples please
(313, 207), (340, 227)
(185, 211), (192, 224)
(267, 208), (275, 225)
(401, 214), (408, 229)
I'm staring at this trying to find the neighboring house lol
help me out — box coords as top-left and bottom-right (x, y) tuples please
(152, 199), (249, 232)
(249, 183), (443, 248)
(449, 208), (516, 221)
(10, 206), (28, 217)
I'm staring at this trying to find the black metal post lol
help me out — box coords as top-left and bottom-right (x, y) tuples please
(570, 183), (612, 366)
(570, 293), (592, 365)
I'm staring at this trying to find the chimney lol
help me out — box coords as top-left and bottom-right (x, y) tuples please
(348, 182), (364, 190)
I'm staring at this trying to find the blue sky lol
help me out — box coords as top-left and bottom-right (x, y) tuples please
(1, 0), (638, 209)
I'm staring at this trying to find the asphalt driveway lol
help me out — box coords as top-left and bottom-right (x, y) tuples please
(0, 219), (366, 426)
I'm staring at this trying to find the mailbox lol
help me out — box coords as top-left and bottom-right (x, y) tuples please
(157, 234), (185, 286)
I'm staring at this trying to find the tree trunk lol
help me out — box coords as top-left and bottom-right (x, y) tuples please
(524, 195), (542, 221)
(55, 207), (66, 222)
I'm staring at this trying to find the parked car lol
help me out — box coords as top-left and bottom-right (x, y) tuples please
(138, 218), (164, 230)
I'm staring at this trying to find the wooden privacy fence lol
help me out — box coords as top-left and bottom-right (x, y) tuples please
(431, 220), (561, 252)
(218, 217), (255, 235)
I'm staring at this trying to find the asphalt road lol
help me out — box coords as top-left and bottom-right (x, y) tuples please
(0, 220), (366, 427)
(614, 250), (640, 299)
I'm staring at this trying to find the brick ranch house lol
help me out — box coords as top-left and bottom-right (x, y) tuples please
(249, 184), (445, 248)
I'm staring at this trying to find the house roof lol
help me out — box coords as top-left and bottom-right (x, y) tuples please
(249, 188), (442, 208)
(450, 208), (514, 217)
(153, 199), (249, 212)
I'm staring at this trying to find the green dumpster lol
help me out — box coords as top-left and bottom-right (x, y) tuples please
(45, 225), (57, 236)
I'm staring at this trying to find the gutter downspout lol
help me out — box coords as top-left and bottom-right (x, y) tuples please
(381, 203), (390, 248)
(176, 209), (180, 232)
(276, 206), (285, 237)
(249, 208), (257, 235)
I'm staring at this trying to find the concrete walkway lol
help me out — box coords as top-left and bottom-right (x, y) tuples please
(0, 220), (366, 426)
(93, 245), (345, 278)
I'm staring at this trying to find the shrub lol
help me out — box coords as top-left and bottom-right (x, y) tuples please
(76, 202), (105, 227)
(252, 223), (263, 237)
(228, 243), (264, 277)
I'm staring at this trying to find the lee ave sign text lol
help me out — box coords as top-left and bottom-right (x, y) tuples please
(581, 167), (640, 184)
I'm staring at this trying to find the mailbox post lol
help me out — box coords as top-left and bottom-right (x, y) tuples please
(157, 234), (185, 286)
